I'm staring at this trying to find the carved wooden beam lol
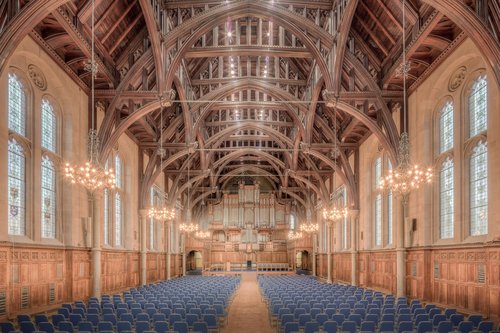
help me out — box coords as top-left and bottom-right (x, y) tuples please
(192, 76), (307, 86)
(185, 46), (311, 58)
(419, 0), (500, 86)
(108, 14), (142, 54)
(101, 0), (138, 44)
(52, 7), (118, 86)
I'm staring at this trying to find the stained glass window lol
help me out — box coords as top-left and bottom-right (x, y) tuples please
(150, 188), (156, 250)
(440, 102), (454, 153)
(387, 191), (393, 245)
(41, 100), (56, 152)
(375, 194), (382, 246)
(41, 156), (56, 238)
(104, 189), (109, 245)
(439, 158), (454, 239)
(374, 157), (382, 188)
(8, 139), (26, 235)
(115, 192), (122, 246)
(8, 74), (26, 136)
(342, 187), (348, 250)
(115, 155), (122, 189)
(470, 142), (487, 236)
(469, 76), (487, 137)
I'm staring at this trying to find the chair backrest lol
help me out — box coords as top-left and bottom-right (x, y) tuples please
(429, 308), (441, 319)
(153, 321), (169, 333)
(0, 321), (16, 333)
(332, 314), (345, 326)
(284, 322), (300, 333)
(20, 321), (36, 333)
(398, 314), (413, 323)
(342, 320), (357, 333)
(322, 321), (338, 333)
(360, 321), (376, 332)
(172, 321), (188, 333)
(477, 321), (494, 333)
(468, 316), (484, 328)
(298, 314), (312, 327)
(437, 321), (454, 333)
(136, 313), (149, 322)
(433, 314), (447, 326)
(304, 321), (320, 333)
(398, 321), (413, 333)
(450, 314), (465, 327)
(458, 321), (474, 333)
(135, 321), (150, 333)
(192, 322), (208, 333)
(379, 321), (394, 332)
(38, 323), (54, 333)
(77, 321), (93, 333)
(365, 314), (379, 324)
(348, 314), (362, 326)
(97, 322), (113, 332)
(444, 309), (457, 318)
(58, 322), (73, 333)
(417, 320), (433, 333)
(315, 314), (328, 326)
(116, 321), (132, 333)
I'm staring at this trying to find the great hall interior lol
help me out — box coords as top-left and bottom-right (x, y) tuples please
(0, 0), (499, 333)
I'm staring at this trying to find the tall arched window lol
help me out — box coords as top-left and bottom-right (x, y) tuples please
(41, 156), (56, 238)
(290, 214), (296, 230)
(439, 102), (454, 153)
(103, 189), (110, 245)
(469, 76), (487, 137)
(8, 139), (26, 235)
(439, 158), (454, 239)
(468, 75), (488, 236)
(374, 157), (382, 246)
(114, 155), (123, 246)
(470, 141), (487, 236)
(41, 99), (57, 152)
(8, 73), (26, 135)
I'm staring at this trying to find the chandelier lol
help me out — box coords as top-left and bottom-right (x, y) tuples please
(378, 0), (432, 201)
(300, 223), (319, 234)
(64, 0), (115, 193)
(148, 206), (175, 221)
(180, 223), (199, 233)
(194, 231), (210, 239)
(288, 230), (303, 240)
(323, 206), (348, 221)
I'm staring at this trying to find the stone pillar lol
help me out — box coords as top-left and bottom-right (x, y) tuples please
(90, 192), (101, 298)
(312, 233), (317, 276)
(166, 222), (171, 280)
(350, 209), (360, 286)
(326, 222), (332, 283)
(181, 232), (186, 276)
(396, 198), (408, 298)
(139, 209), (148, 286)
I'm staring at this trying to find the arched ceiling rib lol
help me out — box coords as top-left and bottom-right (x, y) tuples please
(1, 0), (498, 212)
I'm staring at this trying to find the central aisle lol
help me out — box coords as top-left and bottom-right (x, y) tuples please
(221, 272), (275, 333)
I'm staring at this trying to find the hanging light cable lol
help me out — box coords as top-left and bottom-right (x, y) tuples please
(378, 0), (433, 202)
(323, 96), (348, 221)
(300, 162), (319, 234)
(180, 154), (198, 233)
(64, 0), (115, 193)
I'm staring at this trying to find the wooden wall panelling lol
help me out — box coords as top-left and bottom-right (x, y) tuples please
(333, 252), (352, 283)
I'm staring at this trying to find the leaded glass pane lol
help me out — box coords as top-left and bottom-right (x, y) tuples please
(115, 193), (122, 246)
(375, 194), (382, 246)
(440, 158), (454, 239)
(374, 157), (382, 188)
(115, 155), (122, 189)
(41, 157), (56, 238)
(8, 74), (26, 136)
(8, 139), (26, 235)
(342, 218), (348, 249)
(470, 142), (487, 236)
(41, 100), (57, 152)
(440, 102), (454, 153)
(150, 187), (155, 249)
(469, 76), (487, 137)
(104, 189), (109, 245)
(387, 191), (393, 245)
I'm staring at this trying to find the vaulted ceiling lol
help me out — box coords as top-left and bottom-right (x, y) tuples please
(1, 0), (498, 215)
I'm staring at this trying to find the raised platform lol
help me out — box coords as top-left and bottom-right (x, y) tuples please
(203, 270), (296, 276)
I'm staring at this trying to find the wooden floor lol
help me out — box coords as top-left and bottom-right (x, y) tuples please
(221, 272), (275, 333)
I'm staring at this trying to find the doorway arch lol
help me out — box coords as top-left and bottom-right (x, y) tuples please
(296, 250), (310, 271)
(187, 250), (203, 272)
